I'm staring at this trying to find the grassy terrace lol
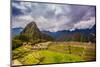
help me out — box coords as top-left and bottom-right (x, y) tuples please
(12, 42), (96, 66)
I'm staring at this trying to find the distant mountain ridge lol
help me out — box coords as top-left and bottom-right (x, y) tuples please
(42, 24), (96, 42)
(12, 23), (96, 42)
(12, 27), (23, 37)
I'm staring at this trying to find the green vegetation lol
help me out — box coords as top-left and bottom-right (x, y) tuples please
(13, 49), (83, 65)
(12, 32), (54, 50)
(12, 22), (96, 66)
(12, 34), (53, 50)
(12, 39), (22, 50)
(12, 42), (96, 66)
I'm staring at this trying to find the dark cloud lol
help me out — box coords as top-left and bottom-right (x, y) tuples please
(12, 6), (23, 16)
(66, 6), (95, 23)
(12, 1), (96, 32)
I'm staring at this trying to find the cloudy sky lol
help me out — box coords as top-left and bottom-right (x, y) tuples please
(12, 1), (96, 32)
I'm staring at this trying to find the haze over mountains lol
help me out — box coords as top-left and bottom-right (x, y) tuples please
(12, 21), (96, 43)
(43, 24), (96, 42)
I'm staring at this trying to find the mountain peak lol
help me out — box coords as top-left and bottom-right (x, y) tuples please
(27, 21), (37, 27)
(20, 21), (53, 42)
(21, 21), (40, 34)
(20, 21), (41, 41)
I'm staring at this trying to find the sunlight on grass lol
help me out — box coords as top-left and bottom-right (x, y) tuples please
(12, 42), (96, 65)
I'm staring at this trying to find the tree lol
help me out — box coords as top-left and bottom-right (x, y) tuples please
(12, 39), (22, 50)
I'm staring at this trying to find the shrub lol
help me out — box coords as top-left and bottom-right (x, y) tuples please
(12, 39), (22, 50)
